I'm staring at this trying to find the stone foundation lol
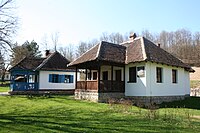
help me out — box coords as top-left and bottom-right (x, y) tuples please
(126, 95), (187, 105)
(75, 90), (99, 102)
(75, 90), (125, 102)
(75, 89), (188, 105)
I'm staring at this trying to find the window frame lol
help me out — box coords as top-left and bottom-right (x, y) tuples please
(129, 67), (137, 83)
(93, 72), (97, 80)
(156, 67), (163, 83)
(102, 71), (108, 80)
(172, 69), (178, 83)
(49, 74), (74, 83)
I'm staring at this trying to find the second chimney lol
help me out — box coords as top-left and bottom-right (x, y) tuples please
(129, 33), (137, 41)
(45, 50), (50, 57)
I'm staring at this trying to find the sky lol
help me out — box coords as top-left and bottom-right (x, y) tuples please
(14, 0), (200, 50)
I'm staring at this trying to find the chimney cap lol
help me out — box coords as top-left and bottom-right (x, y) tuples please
(129, 33), (137, 40)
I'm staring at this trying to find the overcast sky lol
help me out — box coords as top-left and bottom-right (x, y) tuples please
(14, 0), (200, 50)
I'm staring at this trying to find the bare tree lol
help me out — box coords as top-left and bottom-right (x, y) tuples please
(0, 0), (18, 51)
(58, 44), (74, 61)
(51, 32), (59, 51)
(41, 34), (49, 50)
(100, 32), (125, 44)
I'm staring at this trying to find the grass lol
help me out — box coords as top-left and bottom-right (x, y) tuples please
(0, 95), (200, 132)
(0, 87), (9, 92)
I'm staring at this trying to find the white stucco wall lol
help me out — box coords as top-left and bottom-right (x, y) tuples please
(39, 71), (79, 90)
(125, 62), (147, 96)
(125, 62), (190, 96)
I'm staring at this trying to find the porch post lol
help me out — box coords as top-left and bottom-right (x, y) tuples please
(85, 69), (88, 90)
(123, 65), (125, 92)
(89, 69), (92, 80)
(111, 65), (113, 91)
(98, 65), (101, 92)
(75, 66), (77, 89)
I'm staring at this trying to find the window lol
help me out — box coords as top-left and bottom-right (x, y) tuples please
(156, 67), (163, 83)
(172, 69), (177, 83)
(64, 75), (74, 83)
(102, 71), (108, 80)
(49, 74), (59, 83)
(93, 72), (97, 80)
(137, 66), (145, 77)
(29, 75), (35, 83)
(129, 67), (136, 83)
(115, 70), (122, 81)
(49, 74), (73, 83)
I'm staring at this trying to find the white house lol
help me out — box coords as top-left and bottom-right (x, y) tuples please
(68, 33), (194, 103)
(9, 51), (79, 94)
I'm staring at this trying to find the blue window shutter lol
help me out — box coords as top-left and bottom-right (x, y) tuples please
(61, 75), (65, 83)
(70, 75), (73, 83)
(49, 74), (52, 82)
(58, 75), (61, 83)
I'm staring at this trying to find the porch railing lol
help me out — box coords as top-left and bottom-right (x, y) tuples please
(77, 81), (98, 90)
(100, 80), (124, 92)
(76, 80), (124, 93)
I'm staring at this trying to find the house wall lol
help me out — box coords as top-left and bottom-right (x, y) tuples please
(4, 73), (10, 81)
(100, 65), (124, 81)
(39, 71), (79, 90)
(125, 62), (147, 96)
(125, 62), (190, 96)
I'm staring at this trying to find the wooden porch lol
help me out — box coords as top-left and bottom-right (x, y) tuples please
(76, 80), (125, 93)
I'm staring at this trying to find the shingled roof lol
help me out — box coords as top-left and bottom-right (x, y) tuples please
(126, 37), (191, 69)
(68, 37), (193, 71)
(68, 41), (126, 66)
(10, 51), (72, 71)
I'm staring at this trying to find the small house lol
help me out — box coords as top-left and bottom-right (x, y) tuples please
(9, 51), (79, 94)
(68, 34), (194, 103)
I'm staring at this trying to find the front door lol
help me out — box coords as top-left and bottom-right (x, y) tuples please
(115, 70), (122, 81)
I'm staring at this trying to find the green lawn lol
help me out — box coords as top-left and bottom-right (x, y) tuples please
(0, 96), (200, 132)
(0, 87), (9, 92)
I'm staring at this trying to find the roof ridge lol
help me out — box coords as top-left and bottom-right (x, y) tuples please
(68, 42), (101, 66)
(140, 37), (147, 60)
(9, 56), (27, 70)
(34, 52), (56, 70)
(95, 41), (102, 60)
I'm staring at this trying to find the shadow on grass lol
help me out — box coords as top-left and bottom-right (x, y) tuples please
(160, 96), (200, 110)
(0, 108), (187, 133)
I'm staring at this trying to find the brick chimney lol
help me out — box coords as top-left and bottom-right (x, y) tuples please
(45, 50), (50, 57)
(129, 33), (137, 41)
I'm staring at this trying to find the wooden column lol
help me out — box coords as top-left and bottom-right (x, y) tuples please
(111, 65), (113, 91)
(89, 69), (92, 80)
(98, 65), (101, 93)
(85, 69), (88, 90)
(75, 66), (78, 89)
(123, 65), (125, 93)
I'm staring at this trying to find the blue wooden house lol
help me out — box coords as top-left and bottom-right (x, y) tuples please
(9, 51), (77, 93)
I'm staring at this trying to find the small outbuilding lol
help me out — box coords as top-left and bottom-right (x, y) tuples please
(9, 51), (79, 94)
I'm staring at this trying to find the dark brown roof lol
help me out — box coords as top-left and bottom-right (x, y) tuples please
(36, 51), (71, 71)
(126, 37), (191, 70)
(68, 41), (126, 66)
(10, 57), (45, 70)
(69, 38), (193, 71)
(143, 37), (191, 68)
(10, 51), (72, 71)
